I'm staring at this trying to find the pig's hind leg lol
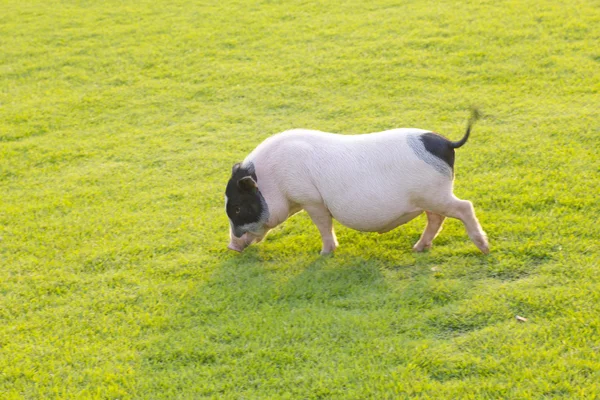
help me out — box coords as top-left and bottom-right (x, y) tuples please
(413, 211), (446, 252)
(420, 195), (489, 254)
(304, 204), (338, 255)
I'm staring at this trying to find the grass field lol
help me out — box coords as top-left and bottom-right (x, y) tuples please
(1, 0), (599, 398)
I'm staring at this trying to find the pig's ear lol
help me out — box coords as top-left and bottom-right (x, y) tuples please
(231, 163), (241, 176)
(238, 176), (258, 193)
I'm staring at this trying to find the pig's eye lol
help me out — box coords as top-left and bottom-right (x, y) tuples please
(234, 207), (241, 214)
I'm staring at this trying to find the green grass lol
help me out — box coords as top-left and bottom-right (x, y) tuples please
(1, 0), (599, 398)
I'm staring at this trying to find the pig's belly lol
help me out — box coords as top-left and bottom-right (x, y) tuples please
(328, 203), (423, 233)
(373, 210), (424, 233)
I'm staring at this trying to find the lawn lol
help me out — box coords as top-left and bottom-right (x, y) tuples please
(1, 0), (599, 398)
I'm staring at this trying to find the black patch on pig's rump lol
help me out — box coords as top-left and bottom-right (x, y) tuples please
(420, 132), (455, 169)
(407, 133), (454, 177)
(225, 162), (266, 235)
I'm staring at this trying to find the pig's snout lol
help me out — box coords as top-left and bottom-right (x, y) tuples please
(227, 229), (269, 254)
(228, 232), (252, 253)
(228, 237), (248, 252)
(227, 242), (244, 252)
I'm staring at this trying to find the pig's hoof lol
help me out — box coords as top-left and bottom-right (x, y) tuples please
(320, 246), (337, 256)
(473, 237), (489, 255)
(412, 242), (431, 252)
(319, 241), (338, 255)
(478, 243), (490, 255)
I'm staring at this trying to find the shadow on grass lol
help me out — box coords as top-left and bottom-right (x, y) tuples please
(202, 250), (390, 310)
(138, 237), (561, 395)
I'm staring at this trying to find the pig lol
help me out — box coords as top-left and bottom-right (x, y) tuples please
(225, 108), (489, 255)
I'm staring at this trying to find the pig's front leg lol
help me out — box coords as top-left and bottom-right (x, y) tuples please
(304, 204), (338, 255)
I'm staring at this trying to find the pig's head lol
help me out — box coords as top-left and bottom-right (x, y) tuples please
(225, 162), (270, 252)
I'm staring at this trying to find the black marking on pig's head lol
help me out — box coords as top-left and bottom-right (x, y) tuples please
(225, 162), (269, 237)
(407, 133), (454, 177)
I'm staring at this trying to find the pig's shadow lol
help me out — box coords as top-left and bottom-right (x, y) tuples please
(274, 255), (390, 305)
(206, 248), (410, 312)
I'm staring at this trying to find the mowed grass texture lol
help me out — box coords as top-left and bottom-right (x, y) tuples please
(1, 0), (599, 397)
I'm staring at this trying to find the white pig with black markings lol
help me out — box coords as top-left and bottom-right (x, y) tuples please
(225, 109), (489, 255)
